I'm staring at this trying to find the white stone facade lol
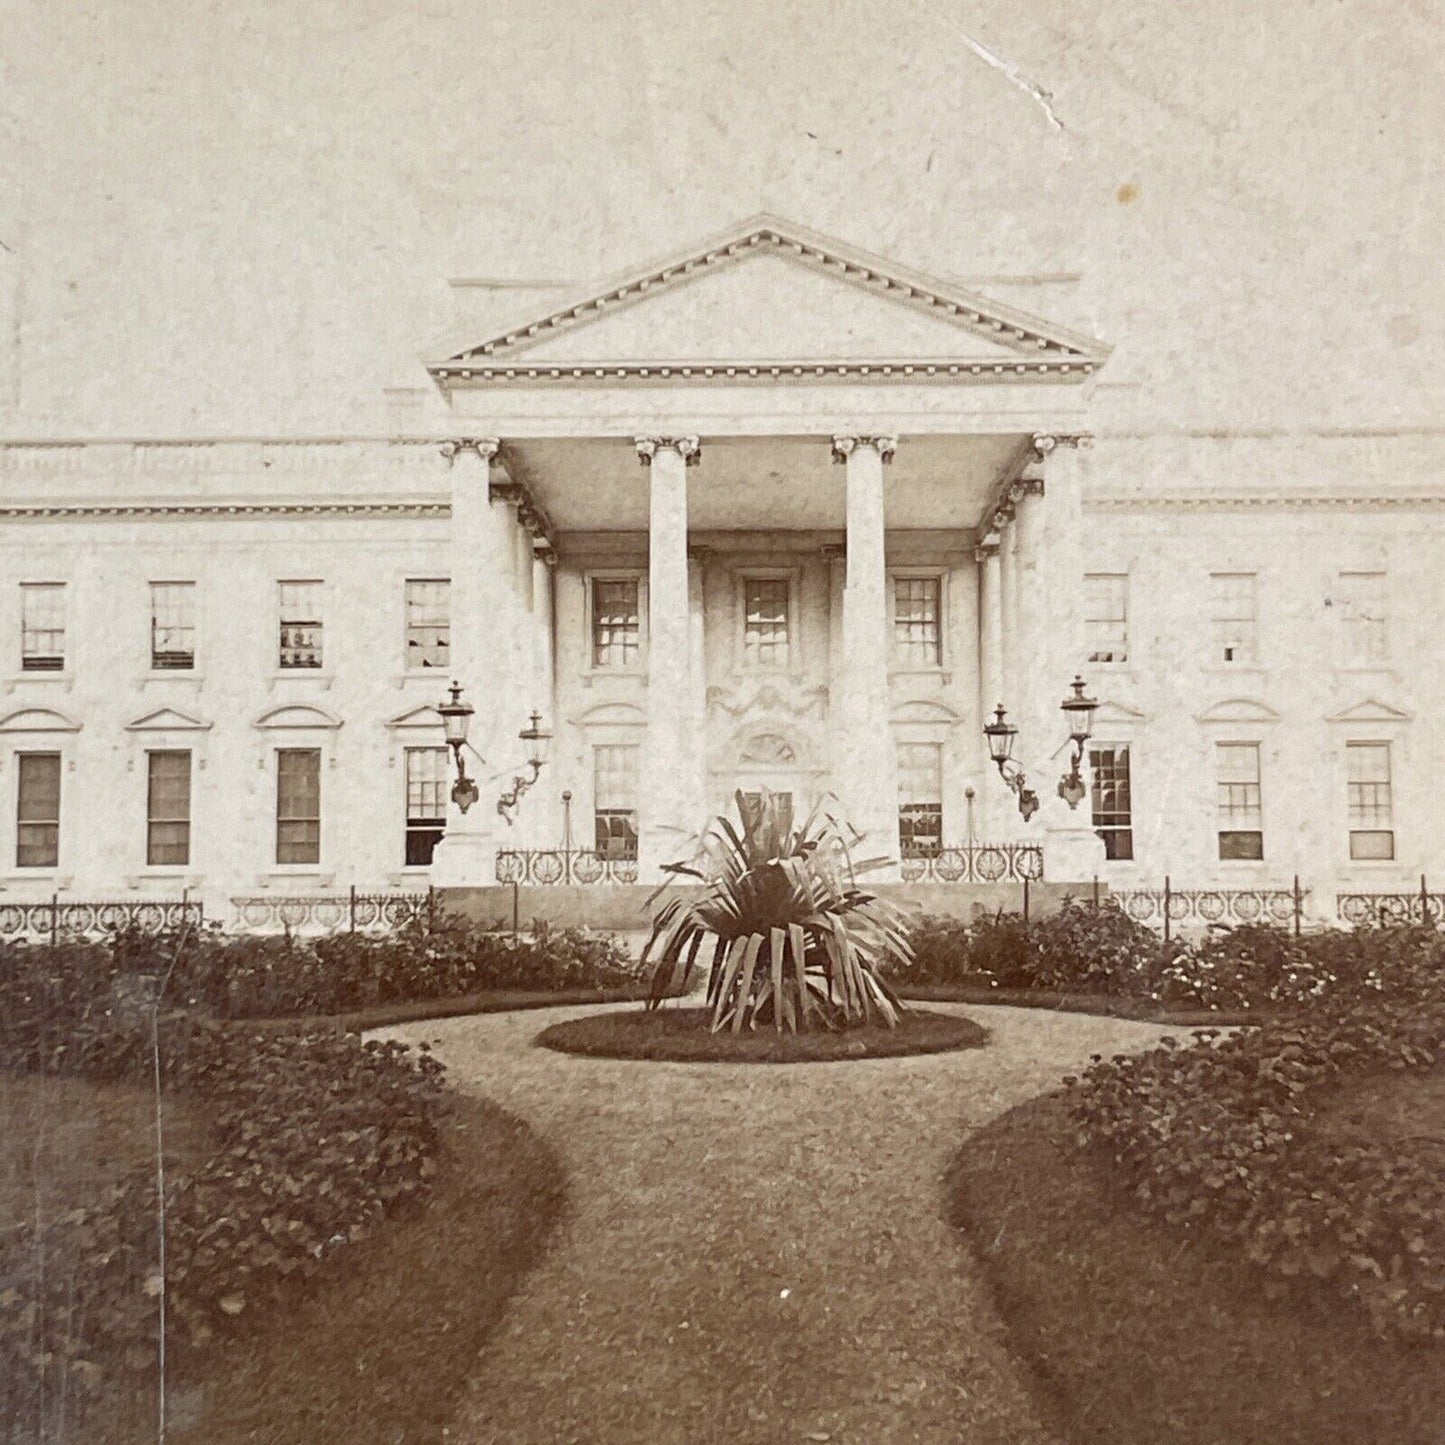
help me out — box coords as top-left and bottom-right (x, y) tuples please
(2, 219), (1442, 926)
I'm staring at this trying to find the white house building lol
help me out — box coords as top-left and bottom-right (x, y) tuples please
(2, 215), (1442, 932)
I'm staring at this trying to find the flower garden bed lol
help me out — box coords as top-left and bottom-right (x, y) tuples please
(535, 1004), (988, 1063)
(0, 929), (568, 1442)
(949, 1087), (1445, 1445)
(895, 901), (1445, 1014)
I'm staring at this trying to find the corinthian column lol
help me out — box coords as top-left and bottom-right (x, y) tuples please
(637, 435), (702, 880)
(832, 435), (900, 877)
(430, 438), (513, 889)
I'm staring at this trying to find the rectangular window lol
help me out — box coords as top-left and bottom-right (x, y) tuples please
(1347, 741), (1394, 860)
(150, 581), (196, 670)
(279, 581), (323, 669)
(1337, 571), (1388, 665)
(893, 576), (942, 667)
(1089, 744), (1134, 861)
(20, 584), (65, 671)
(404, 579), (450, 670)
(1209, 572), (1257, 664)
(1216, 742), (1263, 860)
(16, 752), (60, 868)
(275, 748), (321, 865)
(897, 742), (943, 856)
(591, 578), (641, 668)
(1084, 573), (1129, 664)
(146, 750), (191, 867)
(404, 746), (448, 866)
(593, 744), (639, 860)
(743, 577), (791, 668)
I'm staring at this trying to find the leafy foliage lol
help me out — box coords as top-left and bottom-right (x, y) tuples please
(643, 790), (914, 1032)
(68, 911), (636, 1021)
(0, 933), (450, 1411)
(894, 903), (1445, 1013)
(1069, 980), (1445, 1340)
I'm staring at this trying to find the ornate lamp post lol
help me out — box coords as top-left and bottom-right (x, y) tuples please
(1056, 675), (1100, 808)
(983, 704), (1040, 821)
(983, 676), (1098, 821)
(497, 710), (554, 824)
(436, 681), (479, 813)
(437, 685), (553, 823)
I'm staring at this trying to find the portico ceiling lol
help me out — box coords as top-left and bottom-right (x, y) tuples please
(502, 432), (1030, 533)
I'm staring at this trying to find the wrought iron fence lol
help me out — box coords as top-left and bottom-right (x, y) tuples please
(1337, 891), (1445, 926)
(229, 891), (432, 934)
(0, 897), (204, 941)
(1113, 885), (1305, 933)
(495, 849), (639, 886)
(898, 843), (1044, 884)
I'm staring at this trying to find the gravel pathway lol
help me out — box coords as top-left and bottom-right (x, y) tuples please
(377, 1004), (1172, 1445)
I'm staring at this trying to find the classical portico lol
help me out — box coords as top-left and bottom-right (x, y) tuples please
(426, 215), (1112, 896)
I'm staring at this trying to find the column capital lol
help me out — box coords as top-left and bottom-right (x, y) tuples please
(820, 541), (847, 561)
(440, 437), (500, 465)
(686, 542), (714, 563)
(973, 533), (1002, 562)
(831, 435), (897, 465)
(1030, 432), (1093, 462)
(635, 435), (701, 466)
(1007, 475), (1046, 506)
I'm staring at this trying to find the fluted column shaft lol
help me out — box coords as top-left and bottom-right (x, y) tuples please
(430, 438), (513, 888)
(637, 436), (702, 879)
(833, 435), (900, 875)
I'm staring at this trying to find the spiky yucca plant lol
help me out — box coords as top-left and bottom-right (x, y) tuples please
(642, 790), (914, 1033)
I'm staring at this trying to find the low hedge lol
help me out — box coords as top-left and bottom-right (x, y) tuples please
(8, 909), (637, 1023)
(1068, 986), (1445, 1340)
(0, 938), (450, 1418)
(895, 900), (1445, 1012)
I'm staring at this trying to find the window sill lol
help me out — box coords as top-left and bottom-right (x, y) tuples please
(269, 671), (335, 690)
(1201, 663), (1265, 675)
(139, 671), (203, 688)
(392, 671), (452, 689)
(124, 870), (204, 888)
(582, 667), (647, 683)
(1335, 664), (1397, 677)
(255, 869), (336, 888)
(4, 672), (74, 693)
(0, 872), (74, 889)
(889, 667), (951, 682)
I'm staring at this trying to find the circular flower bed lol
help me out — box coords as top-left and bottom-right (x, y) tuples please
(535, 1006), (988, 1063)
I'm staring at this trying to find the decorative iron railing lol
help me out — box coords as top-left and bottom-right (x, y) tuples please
(1114, 887), (1304, 930)
(0, 898), (204, 940)
(229, 891), (432, 934)
(1337, 892), (1445, 927)
(898, 843), (1044, 884)
(495, 849), (639, 886)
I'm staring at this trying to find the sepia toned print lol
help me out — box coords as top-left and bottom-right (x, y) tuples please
(1, 2), (1441, 1441)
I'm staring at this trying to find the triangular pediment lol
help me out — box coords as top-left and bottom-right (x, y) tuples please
(1326, 697), (1412, 724)
(125, 707), (211, 732)
(387, 705), (442, 730)
(1092, 700), (1148, 725)
(428, 216), (1109, 386)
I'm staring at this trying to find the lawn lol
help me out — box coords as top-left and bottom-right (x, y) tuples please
(2, 1076), (564, 1444)
(535, 1004), (989, 1062)
(948, 1076), (1445, 1445)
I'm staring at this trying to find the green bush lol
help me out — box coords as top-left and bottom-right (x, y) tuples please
(0, 1002), (448, 1404)
(149, 912), (636, 1019)
(894, 900), (1165, 993)
(1069, 981), (1445, 1339)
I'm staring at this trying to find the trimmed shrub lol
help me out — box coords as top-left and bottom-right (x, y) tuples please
(148, 912), (636, 1019)
(0, 940), (449, 1408)
(1069, 982), (1445, 1340)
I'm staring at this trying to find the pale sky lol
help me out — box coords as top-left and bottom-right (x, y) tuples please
(1, 0), (1440, 435)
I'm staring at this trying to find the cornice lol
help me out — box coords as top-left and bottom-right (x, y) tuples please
(425, 214), (1112, 379)
(1086, 491), (1445, 512)
(0, 500), (450, 521)
(430, 356), (1095, 387)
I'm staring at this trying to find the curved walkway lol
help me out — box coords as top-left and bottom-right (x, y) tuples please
(377, 1004), (1172, 1444)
